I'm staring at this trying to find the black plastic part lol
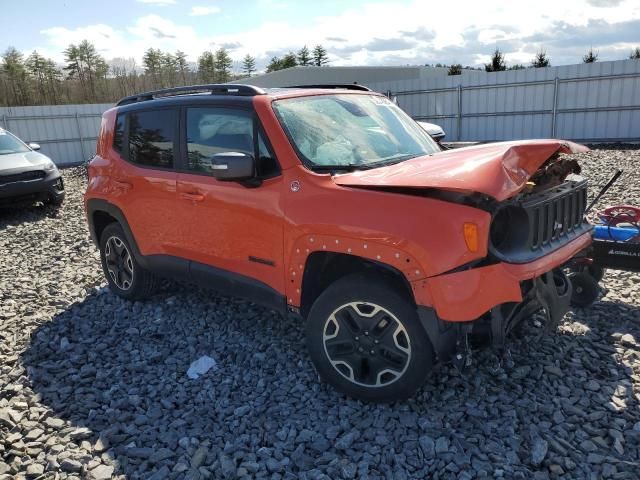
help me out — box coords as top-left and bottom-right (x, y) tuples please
(490, 180), (592, 264)
(568, 272), (600, 307)
(591, 239), (640, 272)
(285, 84), (372, 92)
(116, 84), (266, 106)
(416, 307), (458, 362)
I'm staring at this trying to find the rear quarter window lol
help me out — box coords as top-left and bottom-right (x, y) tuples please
(128, 109), (177, 169)
(113, 113), (125, 156)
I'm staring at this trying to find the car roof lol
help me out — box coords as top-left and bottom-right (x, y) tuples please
(114, 84), (380, 112)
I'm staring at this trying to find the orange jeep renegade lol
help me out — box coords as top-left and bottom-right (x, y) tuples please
(85, 84), (591, 402)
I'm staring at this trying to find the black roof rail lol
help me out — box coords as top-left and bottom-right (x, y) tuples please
(116, 84), (266, 106)
(285, 84), (372, 92)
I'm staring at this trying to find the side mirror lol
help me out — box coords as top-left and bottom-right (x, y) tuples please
(28, 142), (41, 151)
(210, 152), (255, 180)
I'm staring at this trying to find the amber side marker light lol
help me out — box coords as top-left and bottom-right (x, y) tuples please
(463, 223), (479, 252)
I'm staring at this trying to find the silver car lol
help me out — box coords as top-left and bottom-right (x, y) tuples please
(0, 128), (65, 208)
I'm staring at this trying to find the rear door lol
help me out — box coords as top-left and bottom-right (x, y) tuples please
(175, 106), (285, 294)
(113, 108), (182, 258)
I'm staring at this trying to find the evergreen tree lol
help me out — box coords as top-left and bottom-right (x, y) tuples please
(142, 48), (163, 88)
(629, 47), (640, 59)
(1, 47), (30, 106)
(297, 45), (312, 66)
(583, 48), (598, 63)
(531, 50), (550, 68)
(266, 56), (283, 73)
(214, 48), (232, 82)
(241, 54), (256, 76)
(175, 50), (189, 84)
(197, 51), (216, 83)
(281, 51), (298, 69)
(485, 49), (506, 72)
(312, 45), (329, 66)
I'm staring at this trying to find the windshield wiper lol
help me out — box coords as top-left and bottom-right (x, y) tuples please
(310, 164), (360, 173)
(357, 154), (417, 170)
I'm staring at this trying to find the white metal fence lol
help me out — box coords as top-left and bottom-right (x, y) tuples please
(0, 103), (113, 167)
(1, 60), (639, 168)
(367, 59), (640, 143)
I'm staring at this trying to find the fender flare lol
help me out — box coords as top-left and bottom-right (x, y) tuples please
(285, 233), (427, 307)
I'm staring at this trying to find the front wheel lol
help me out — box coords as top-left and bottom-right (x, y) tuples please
(306, 274), (434, 403)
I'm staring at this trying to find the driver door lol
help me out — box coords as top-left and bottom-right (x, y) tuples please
(175, 106), (285, 293)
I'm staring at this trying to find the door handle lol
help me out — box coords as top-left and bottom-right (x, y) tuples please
(180, 192), (204, 202)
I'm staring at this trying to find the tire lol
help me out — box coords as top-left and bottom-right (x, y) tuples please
(99, 223), (158, 300)
(570, 264), (605, 282)
(306, 273), (434, 403)
(568, 272), (599, 307)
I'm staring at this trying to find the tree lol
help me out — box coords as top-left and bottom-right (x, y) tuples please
(241, 54), (256, 76)
(266, 56), (283, 73)
(143, 48), (163, 88)
(531, 50), (550, 68)
(175, 50), (189, 84)
(485, 49), (506, 72)
(297, 45), (312, 66)
(629, 47), (640, 60)
(281, 51), (298, 69)
(447, 64), (462, 75)
(1, 47), (30, 105)
(583, 48), (598, 63)
(161, 52), (178, 87)
(197, 51), (216, 83)
(214, 48), (232, 82)
(26, 51), (61, 104)
(64, 40), (107, 101)
(312, 45), (329, 66)
(508, 64), (526, 70)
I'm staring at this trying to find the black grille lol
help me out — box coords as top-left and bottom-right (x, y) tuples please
(0, 170), (46, 185)
(526, 180), (588, 250)
(490, 180), (590, 264)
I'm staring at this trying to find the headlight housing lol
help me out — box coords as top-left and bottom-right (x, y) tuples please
(43, 159), (57, 171)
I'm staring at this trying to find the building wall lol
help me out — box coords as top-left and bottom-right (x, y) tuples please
(366, 59), (640, 142)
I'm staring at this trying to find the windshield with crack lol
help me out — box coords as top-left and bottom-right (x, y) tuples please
(273, 94), (440, 170)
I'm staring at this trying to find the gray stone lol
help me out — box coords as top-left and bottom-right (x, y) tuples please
(88, 465), (115, 480)
(419, 435), (435, 459)
(26, 464), (44, 478)
(191, 446), (208, 469)
(60, 458), (83, 473)
(531, 438), (548, 466)
(435, 436), (449, 454)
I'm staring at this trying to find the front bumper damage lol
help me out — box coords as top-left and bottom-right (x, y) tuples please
(413, 232), (591, 363)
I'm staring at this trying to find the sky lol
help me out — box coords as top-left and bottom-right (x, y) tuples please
(2, 0), (640, 71)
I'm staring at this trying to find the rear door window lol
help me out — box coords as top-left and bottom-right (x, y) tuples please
(128, 109), (177, 168)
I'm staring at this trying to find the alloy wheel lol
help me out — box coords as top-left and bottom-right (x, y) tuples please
(104, 236), (134, 290)
(322, 302), (411, 388)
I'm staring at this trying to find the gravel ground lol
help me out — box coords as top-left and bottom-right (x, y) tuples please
(1, 147), (639, 480)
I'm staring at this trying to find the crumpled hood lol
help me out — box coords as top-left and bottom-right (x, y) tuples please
(333, 139), (589, 202)
(0, 151), (51, 173)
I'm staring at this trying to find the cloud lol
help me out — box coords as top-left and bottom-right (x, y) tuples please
(219, 41), (242, 50)
(136, 0), (175, 5)
(364, 37), (416, 52)
(149, 27), (176, 39)
(34, 0), (640, 71)
(587, 0), (624, 6)
(189, 6), (222, 16)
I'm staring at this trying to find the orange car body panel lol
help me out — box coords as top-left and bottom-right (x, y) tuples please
(86, 89), (591, 323)
(333, 140), (589, 201)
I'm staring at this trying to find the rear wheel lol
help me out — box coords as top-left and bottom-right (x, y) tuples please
(306, 274), (434, 403)
(99, 223), (158, 300)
